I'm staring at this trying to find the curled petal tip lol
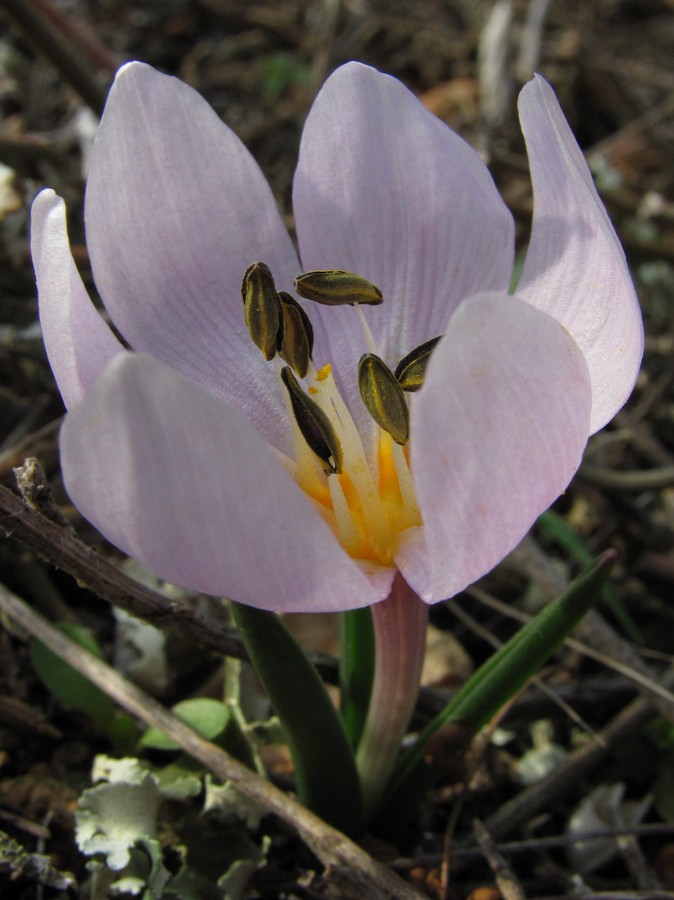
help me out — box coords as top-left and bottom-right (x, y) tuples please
(31, 189), (123, 409)
(517, 73), (643, 432)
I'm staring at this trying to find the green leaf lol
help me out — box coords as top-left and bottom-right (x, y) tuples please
(29, 622), (114, 728)
(339, 607), (375, 749)
(232, 602), (362, 834)
(139, 699), (230, 750)
(386, 551), (616, 804)
(258, 54), (309, 100)
(108, 711), (139, 756)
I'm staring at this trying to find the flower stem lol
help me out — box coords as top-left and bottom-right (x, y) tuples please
(386, 549), (618, 805)
(355, 573), (428, 820)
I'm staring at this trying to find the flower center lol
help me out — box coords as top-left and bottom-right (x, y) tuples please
(290, 360), (420, 566)
(241, 263), (437, 567)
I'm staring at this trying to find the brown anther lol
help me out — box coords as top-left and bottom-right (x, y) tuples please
(294, 270), (383, 306)
(394, 335), (442, 392)
(277, 291), (314, 379)
(241, 262), (281, 361)
(358, 353), (410, 445)
(281, 367), (343, 474)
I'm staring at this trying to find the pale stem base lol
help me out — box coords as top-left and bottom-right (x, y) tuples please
(355, 572), (429, 819)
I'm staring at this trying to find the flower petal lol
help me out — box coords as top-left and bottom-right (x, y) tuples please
(31, 189), (124, 409)
(293, 62), (514, 377)
(517, 75), (643, 433)
(396, 293), (592, 602)
(85, 62), (300, 452)
(60, 353), (392, 612)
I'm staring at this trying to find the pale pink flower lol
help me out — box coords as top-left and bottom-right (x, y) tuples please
(31, 62), (643, 612)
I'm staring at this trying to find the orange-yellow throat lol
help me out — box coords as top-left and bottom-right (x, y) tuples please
(289, 362), (421, 566)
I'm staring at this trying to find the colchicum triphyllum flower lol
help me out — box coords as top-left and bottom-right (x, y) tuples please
(31, 62), (643, 617)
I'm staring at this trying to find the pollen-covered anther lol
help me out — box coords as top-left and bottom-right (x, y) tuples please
(294, 270), (383, 306)
(241, 261), (281, 361)
(358, 353), (410, 445)
(281, 366), (343, 475)
(395, 335), (443, 392)
(277, 291), (314, 378)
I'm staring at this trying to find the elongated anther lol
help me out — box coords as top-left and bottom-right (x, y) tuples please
(241, 261), (281, 361)
(358, 354), (410, 445)
(281, 367), (343, 474)
(294, 270), (383, 306)
(277, 291), (314, 378)
(394, 335), (443, 392)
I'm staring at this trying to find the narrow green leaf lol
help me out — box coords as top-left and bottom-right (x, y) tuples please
(339, 607), (375, 749)
(30, 623), (114, 728)
(232, 602), (363, 834)
(387, 551), (616, 799)
(538, 509), (642, 641)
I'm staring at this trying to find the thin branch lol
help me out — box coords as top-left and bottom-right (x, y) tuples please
(473, 818), (526, 900)
(0, 479), (453, 715)
(578, 461), (674, 492)
(482, 667), (674, 844)
(0, 583), (424, 900)
(390, 822), (674, 869)
(20, 0), (121, 72)
(0, 480), (652, 730)
(0, 482), (251, 658)
(3, 0), (109, 114)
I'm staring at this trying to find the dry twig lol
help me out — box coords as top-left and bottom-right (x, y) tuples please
(0, 583), (424, 900)
(472, 818), (526, 900)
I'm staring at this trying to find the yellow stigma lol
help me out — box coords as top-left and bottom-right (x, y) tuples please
(378, 432), (402, 506)
(288, 362), (421, 566)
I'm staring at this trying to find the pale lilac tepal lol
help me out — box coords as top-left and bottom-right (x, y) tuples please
(31, 62), (643, 612)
